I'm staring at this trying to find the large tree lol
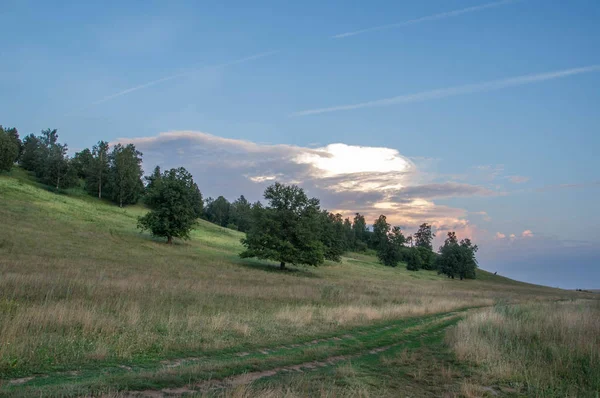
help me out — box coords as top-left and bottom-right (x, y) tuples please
(414, 223), (435, 250)
(240, 182), (326, 269)
(437, 232), (479, 280)
(108, 143), (143, 207)
(0, 126), (20, 172)
(138, 167), (201, 244)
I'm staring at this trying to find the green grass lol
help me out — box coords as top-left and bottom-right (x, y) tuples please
(0, 168), (594, 396)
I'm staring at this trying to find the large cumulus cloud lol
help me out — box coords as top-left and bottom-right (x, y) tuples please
(115, 130), (501, 233)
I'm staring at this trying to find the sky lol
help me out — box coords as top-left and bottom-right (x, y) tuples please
(1, 0), (599, 288)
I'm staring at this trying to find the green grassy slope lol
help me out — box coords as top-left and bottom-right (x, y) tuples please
(0, 169), (588, 396)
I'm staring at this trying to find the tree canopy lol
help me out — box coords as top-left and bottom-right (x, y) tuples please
(240, 182), (330, 269)
(437, 232), (479, 280)
(414, 223), (435, 250)
(108, 143), (144, 207)
(137, 167), (202, 244)
(0, 126), (21, 172)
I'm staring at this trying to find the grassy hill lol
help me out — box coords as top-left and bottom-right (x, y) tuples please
(0, 169), (595, 397)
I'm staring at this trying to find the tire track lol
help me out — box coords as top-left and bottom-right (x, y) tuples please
(3, 311), (467, 396)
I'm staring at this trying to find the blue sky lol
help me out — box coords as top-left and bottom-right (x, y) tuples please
(2, 0), (599, 288)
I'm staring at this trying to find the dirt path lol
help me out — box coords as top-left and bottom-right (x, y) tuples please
(2, 311), (467, 397)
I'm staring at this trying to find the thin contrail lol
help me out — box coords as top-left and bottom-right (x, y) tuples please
(332, 0), (521, 39)
(291, 65), (600, 116)
(87, 51), (278, 107)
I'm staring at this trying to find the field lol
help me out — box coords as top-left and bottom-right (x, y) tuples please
(0, 169), (597, 397)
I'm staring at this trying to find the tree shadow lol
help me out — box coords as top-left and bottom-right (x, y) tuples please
(235, 258), (321, 278)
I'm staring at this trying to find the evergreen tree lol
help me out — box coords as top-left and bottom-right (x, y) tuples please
(108, 143), (143, 207)
(138, 167), (201, 244)
(240, 183), (326, 269)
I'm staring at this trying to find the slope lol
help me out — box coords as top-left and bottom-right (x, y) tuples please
(0, 169), (584, 395)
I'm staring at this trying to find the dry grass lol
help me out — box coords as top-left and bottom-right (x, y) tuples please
(447, 300), (600, 397)
(0, 170), (588, 377)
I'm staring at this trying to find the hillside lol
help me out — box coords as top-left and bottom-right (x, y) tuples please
(0, 169), (592, 397)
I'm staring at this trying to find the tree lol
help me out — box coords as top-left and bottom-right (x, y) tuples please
(44, 141), (75, 189)
(205, 196), (231, 227)
(0, 126), (20, 172)
(372, 215), (390, 251)
(319, 212), (346, 262)
(72, 148), (94, 179)
(405, 247), (423, 271)
(4, 127), (22, 161)
(377, 225), (405, 267)
(19, 134), (40, 172)
(85, 141), (110, 199)
(229, 195), (252, 232)
(108, 143), (143, 207)
(342, 218), (355, 251)
(417, 246), (437, 270)
(414, 223), (435, 250)
(240, 182), (326, 269)
(138, 167), (201, 244)
(352, 213), (369, 252)
(437, 232), (479, 280)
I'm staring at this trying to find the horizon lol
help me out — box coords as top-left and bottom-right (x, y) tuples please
(2, 0), (599, 289)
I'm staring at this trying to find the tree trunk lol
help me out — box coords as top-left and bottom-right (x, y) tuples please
(98, 154), (102, 199)
(280, 262), (286, 270)
(167, 236), (173, 244)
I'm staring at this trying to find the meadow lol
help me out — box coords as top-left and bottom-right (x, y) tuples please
(0, 169), (596, 397)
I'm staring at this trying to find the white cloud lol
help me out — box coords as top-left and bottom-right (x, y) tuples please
(495, 232), (506, 239)
(509, 233), (516, 241)
(522, 229), (534, 238)
(116, 130), (500, 235)
(292, 65), (600, 116)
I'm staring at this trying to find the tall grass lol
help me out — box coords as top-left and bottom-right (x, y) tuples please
(447, 300), (600, 396)
(0, 170), (587, 378)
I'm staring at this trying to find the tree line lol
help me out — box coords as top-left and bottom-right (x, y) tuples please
(0, 126), (478, 279)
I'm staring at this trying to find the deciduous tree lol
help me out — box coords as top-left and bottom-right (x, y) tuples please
(138, 167), (201, 244)
(108, 143), (143, 207)
(240, 183), (326, 269)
